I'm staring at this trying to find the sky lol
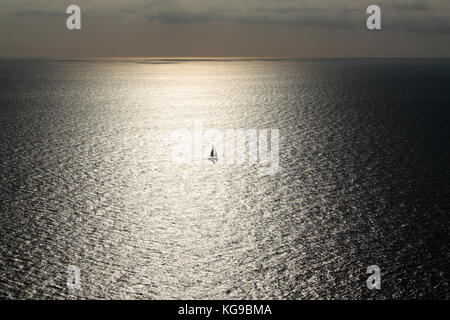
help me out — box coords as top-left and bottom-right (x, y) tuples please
(1, 0), (450, 58)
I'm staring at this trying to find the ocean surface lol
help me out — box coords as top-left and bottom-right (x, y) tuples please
(0, 58), (449, 299)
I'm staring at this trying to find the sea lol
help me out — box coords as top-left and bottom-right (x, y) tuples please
(0, 58), (449, 299)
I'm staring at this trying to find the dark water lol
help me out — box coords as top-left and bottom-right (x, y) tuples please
(0, 58), (449, 299)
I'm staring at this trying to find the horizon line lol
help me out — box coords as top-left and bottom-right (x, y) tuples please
(2, 56), (450, 61)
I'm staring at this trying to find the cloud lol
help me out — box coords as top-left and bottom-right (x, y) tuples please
(387, 1), (431, 11)
(146, 11), (221, 24)
(145, 8), (357, 29)
(3, 0), (450, 35)
(14, 9), (65, 18)
(232, 14), (356, 29)
(140, 1), (449, 35)
(387, 15), (450, 34)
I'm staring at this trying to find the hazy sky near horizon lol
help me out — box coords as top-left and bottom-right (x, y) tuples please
(1, 0), (450, 58)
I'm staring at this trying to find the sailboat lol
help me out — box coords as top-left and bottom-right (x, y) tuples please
(208, 145), (218, 164)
